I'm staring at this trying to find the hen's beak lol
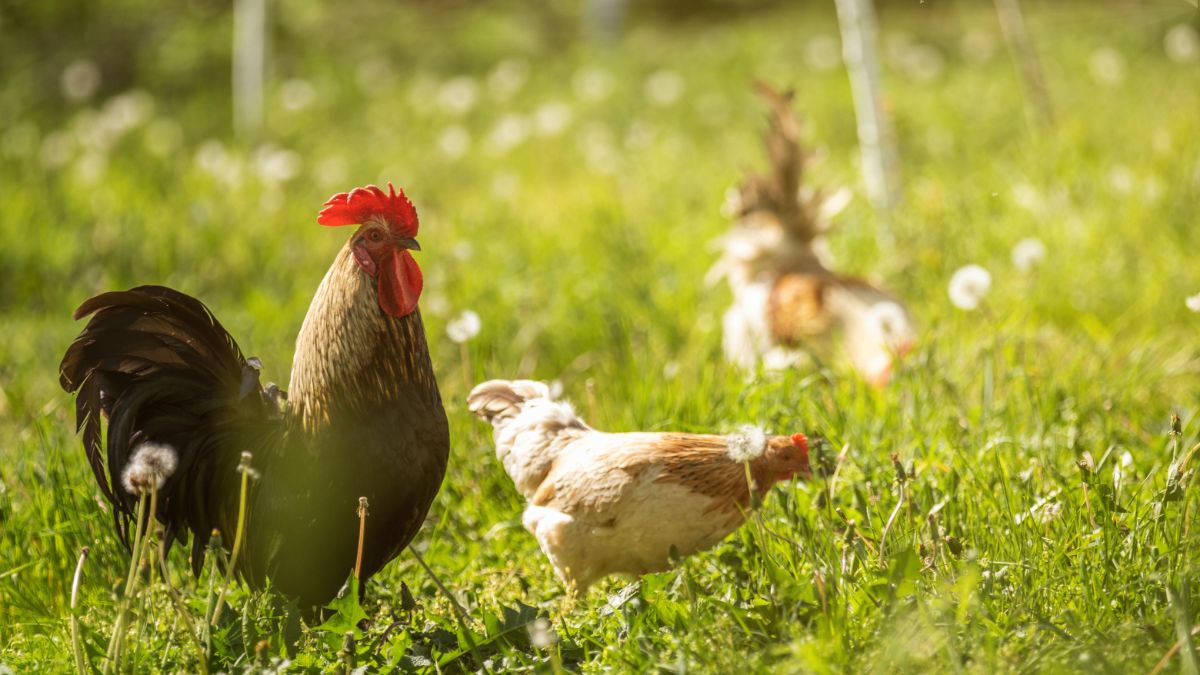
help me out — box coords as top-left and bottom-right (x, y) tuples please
(396, 238), (421, 251)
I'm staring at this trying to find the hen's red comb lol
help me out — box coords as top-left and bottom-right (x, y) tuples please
(790, 433), (809, 459)
(317, 182), (418, 237)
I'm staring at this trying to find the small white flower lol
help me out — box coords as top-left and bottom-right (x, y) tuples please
(437, 125), (471, 160)
(1088, 47), (1125, 86)
(1107, 165), (1134, 194)
(487, 59), (529, 100)
(446, 310), (482, 343)
(1011, 237), (1046, 273)
(254, 145), (301, 184)
(528, 617), (558, 649)
(61, 59), (101, 103)
(1165, 24), (1199, 64)
(280, 78), (316, 112)
(726, 424), (768, 461)
(486, 114), (529, 154)
(1186, 293), (1200, 312)
(436, 76), (478, 116)
(121, 442), (178, 495)
(948, 264), (992, 311)
(533, 102), (572, 137)
(644, 70), (684, 107)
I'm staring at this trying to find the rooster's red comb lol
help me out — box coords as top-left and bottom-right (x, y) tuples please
(317, 182), (418, 237)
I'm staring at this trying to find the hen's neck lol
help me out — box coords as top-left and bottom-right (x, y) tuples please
(287, 243), (436, 433)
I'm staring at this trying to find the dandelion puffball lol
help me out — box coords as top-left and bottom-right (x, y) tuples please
(948, 264), (992, 311)
(1186, 293), (1200, 313)
(121, 442), (178, 495)
(1011, 237), (1046, 273)
(726, 424), (768, 462)
(446, 309), (482, 343)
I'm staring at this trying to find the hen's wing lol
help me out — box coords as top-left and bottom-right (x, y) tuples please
(59, 285), (284, 573)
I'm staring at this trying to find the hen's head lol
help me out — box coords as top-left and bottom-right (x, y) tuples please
(760, 433), (812, 484)
(318, 183), (424, 318)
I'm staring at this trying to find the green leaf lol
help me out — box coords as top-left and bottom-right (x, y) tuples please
(316, 573), (368, 638)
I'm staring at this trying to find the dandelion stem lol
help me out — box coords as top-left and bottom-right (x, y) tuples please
(71, 546), (91, 675)
(158, 536), (209, 675)
(211, 452), (253, 626)
(106, 492), (149, 672)
(355, 497), (369, 581)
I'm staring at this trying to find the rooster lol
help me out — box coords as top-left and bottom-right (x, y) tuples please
(59, 184), (449, 606)
(708, 83), (914, 386)
(467, 379), (812, 593)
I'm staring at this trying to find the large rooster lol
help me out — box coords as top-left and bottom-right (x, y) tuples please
(709, 83), (914, 386)
(59, 184), (449, 605)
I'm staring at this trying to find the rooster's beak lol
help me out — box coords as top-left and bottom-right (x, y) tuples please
(397, 238), (421, 251)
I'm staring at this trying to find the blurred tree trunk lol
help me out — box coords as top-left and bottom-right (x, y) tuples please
(233, 0), (266, 140)
(833, 0), (899, 241)
(994, 0), (1054, 129)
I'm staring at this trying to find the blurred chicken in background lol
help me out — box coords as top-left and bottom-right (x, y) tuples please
(708, 83), (914, 386)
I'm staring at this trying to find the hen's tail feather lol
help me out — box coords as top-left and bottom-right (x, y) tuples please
(59, 285), (281, 569)
(466, 379), (550, 424)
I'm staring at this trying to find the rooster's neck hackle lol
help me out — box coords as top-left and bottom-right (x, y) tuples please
(288, 243), (436, 432)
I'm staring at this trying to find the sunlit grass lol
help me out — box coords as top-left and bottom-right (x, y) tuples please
(1, 1), (1199, 672)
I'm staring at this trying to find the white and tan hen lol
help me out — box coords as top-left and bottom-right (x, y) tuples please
(468, 379), (813, 593)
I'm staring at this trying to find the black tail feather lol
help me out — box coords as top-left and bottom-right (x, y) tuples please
(59, 285), (281, 559)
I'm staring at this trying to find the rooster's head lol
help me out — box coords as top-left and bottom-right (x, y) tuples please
(318, 182), (424, 318)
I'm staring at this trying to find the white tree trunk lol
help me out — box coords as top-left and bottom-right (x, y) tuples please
(233, 0), (266, 140)
(833, 0), (899, 229)
(994, 0), (1054, 129)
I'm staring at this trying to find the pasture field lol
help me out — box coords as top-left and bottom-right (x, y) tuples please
(1, 1), (1199, 672)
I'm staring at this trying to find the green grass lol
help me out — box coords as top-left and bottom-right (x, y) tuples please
(2, 1), (1200, 672)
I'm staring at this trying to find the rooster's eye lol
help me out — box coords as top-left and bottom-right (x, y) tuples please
(368, 230), (383, 243)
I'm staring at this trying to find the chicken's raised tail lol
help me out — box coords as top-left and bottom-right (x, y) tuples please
(59, 285), (283, 574)
(466, 379), (553, 424)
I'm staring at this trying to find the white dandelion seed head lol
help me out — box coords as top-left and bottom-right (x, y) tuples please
(726, 424), (768, 462)
(1011, 237), (1046, 273)
(436, 76), (479, 116)
(644, 70), (684, 107)
(280, 78), (316, 112)
(61, 59), (101, 103)
(486, 114), (529, 155)
(1089, 47), (1126, 86)
(948, 264), (992, 311)
(121, 442), (178, 495)
(254, 145), (301, 184)
(437, 125), (471, 160)
(1165, 24), (1199, 64)
(446, 310), (482, 343)
(533, 101), (572, 137)
(1186, 293), (1200, 312)
(529, 617), (558, 649)
(487, 59), (529, 100)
